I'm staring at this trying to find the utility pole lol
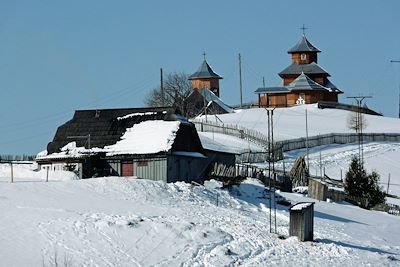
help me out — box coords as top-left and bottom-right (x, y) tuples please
(239, 53), (243, 109)
(390, 60), (400, 118)
(347, 96), (372, 166)
(160, 68), (164, 107)
(266, 107), (276, 233)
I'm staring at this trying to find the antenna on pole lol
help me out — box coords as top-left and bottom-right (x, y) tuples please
(239, 53), (243, 108)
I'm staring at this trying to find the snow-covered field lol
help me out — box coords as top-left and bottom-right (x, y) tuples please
(1, 175), (399, 266)
(2, 105), (400, 266)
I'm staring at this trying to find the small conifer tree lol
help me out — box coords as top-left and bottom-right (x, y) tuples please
(344, 156), (385, 209)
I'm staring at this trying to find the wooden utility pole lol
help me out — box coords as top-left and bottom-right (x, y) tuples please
(239, 53), (243, 109)
(160, 68), (164, 107)
(390, 60), (400, 118)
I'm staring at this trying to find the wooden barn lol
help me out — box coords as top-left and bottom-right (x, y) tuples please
(255, 34), (343, 107)
(36, 107), (211, 183)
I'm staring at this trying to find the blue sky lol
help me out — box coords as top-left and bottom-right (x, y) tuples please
(1, 0), (400, 155)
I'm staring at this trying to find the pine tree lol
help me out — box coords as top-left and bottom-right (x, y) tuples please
(344, 156), (385, 209)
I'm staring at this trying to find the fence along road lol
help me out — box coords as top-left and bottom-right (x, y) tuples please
(192, 120), (400, 157)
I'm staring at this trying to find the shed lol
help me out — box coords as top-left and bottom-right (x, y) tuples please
(289, 202), (314, 241)
(36, 107), (210, 183)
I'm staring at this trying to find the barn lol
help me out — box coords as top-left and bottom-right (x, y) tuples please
(36, 107), (211, 183)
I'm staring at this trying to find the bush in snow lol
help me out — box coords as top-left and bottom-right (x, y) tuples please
(344, 156), (385, 209)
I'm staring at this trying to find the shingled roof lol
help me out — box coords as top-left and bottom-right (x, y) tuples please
(255, 73), (342, 94)
(288, 35), (321, 53)
(188, 60), (222, 80)
(44, 107), (203, 156)
(287, 72), (330, 91)
(279, 62), (330, 77)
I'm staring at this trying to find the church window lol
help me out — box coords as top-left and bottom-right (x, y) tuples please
(301, 53), (307, 60)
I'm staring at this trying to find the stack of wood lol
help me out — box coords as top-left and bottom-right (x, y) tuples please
(289, 156), (310, 187)
(211, 163), (236, 178)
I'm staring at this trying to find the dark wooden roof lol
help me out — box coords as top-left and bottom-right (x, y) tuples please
(47, 107), (204, 155)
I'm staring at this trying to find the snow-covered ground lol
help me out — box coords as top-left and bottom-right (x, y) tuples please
(2, 105), (400, 266)
(0, 176), (399, 266)
(200, 105), (400, 198)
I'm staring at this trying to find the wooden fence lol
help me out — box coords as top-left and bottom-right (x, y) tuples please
(276, 133), (400, 152)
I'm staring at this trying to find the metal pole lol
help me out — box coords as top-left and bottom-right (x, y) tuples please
(239, 53), (243, 109)
(305, 108), (309, 169)
(387, 173), (391, 195)
(267, 109), (272, 233)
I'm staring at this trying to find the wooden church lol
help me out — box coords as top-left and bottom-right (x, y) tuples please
(184, 57), (233, 118)
(255, 34), (343, 107)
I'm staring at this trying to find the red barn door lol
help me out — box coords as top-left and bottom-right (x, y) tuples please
(121, 161), (133, 177)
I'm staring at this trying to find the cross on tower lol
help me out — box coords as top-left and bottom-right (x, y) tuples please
(202, 52), (207, 60)
(300, 24), (308, 36)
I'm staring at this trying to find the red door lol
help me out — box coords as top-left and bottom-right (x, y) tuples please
(121, 161), (133, 177)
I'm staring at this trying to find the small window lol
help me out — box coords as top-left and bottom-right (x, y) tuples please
(301, 53), (307, 60)
(137, 161), (148, 167)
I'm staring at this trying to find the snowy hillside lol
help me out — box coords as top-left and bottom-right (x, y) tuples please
(199, 105), (400, 197)
(1, 176), (399, 266)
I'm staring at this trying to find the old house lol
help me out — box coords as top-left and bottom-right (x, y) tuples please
(255, 34), (343, 107)
(36, 107), (211, 183)
(185, 58), (233, 118)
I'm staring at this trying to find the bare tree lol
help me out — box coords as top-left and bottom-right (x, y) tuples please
(347, 110), (368, 133)
(145, 72), (192, 110)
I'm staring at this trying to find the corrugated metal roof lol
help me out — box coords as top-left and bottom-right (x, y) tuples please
(288, 35), (321, 53)
(188, 60), (222, 80)
(279, 62), (330, 77)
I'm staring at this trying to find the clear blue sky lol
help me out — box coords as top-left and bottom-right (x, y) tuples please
(1, 0), (400, 155)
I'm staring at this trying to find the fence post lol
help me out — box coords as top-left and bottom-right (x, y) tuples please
(46, 168), (49, 182)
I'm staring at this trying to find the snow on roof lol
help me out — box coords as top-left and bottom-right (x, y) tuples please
(105, 120), (180, 156)
(198, 132), (264, 154)
(117, 111), (167, 121)
(36, 142), (103, 160)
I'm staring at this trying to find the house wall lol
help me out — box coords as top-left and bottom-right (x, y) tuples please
(167, 155), (208, 183)
(268, 95), (287, 107)
(291, 53), (318, 64)
(191, 79), (220, 96)
(39, 162), (83, 179)
(134, 158), (167, 182)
